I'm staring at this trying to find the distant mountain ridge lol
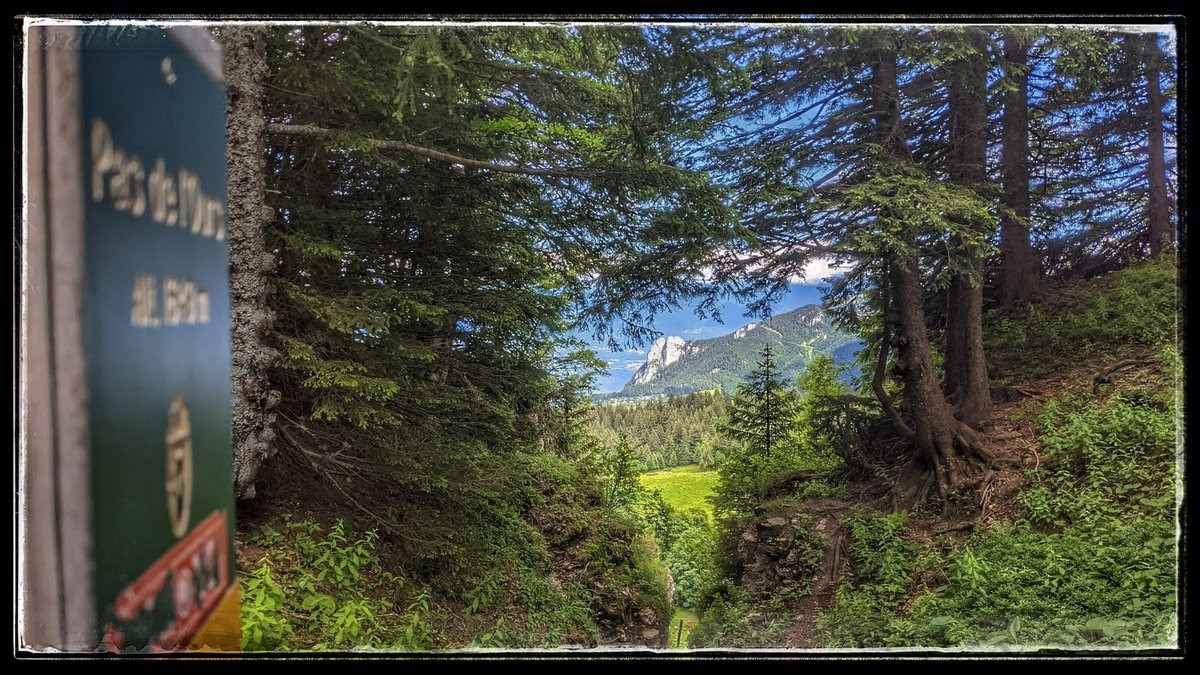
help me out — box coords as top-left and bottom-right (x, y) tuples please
(619, 304), (860, 397)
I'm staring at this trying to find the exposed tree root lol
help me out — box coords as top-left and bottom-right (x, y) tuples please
(888, 418), (996, 516)
(1093, 358), (1154, 385)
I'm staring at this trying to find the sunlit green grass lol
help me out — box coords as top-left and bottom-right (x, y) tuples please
(639, 464), (718, 520)
(667, 607), (701, 649)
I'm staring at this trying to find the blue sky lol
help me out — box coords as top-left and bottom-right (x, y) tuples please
(569, 26), (1178, 394)
(575, 281), (828, 393)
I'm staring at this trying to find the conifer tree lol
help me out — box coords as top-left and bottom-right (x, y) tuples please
(1033, 28), (1177, 273)
(717, 345), (798, 458)
(599, 435), (642, 509)
(997, 28), (1040, 306)
(227, 25), (731, 569)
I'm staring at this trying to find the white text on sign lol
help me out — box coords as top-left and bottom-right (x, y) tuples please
(90, 117), (227, 241)
(131, 274), (210, 328)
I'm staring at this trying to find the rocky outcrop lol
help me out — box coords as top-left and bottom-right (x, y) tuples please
(527, 483), (670, 648)
(629, 336), (691, 385)
(732, 323), (759, 339)
(737, 502), (849, 600)
(600, 604), (670, 647)
(585, 531), (671, 648)
(800, 307), (825, 326)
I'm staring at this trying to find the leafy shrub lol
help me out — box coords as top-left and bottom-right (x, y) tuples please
(471, 452), (672, 648)
(902, 519), (1176, 647)
(1020, 390), (1176, 530)
(629, 482), (689, 554)
(581, 522), (672, 620)
(239, 518), (433, 651)
(241, 557), (294, 651)
(712, 444), (842, 520)
(817, 586), (912, 648)
(663, 519), (721, 608)
(843, 509), (920, 593)
(896, 384), (1178, 648)
(815, 509), (921, 647)
(688, 586), (791, 648)
(985, 255), (1177, 377)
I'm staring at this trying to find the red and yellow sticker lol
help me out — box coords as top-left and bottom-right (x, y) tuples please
(102, 510), (236, 652)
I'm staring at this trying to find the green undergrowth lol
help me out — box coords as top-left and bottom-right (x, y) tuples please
(804, 258), (1181, 648)
(812, 354), (1179, 648)
(518, 453), (671, 647)
(687, 587), (792, 648)
(815, 509), (933, 648)
(895, 374), (1179, 648)
(985, 254), (1177, 379)
(239, 451), (673, 651)
(662, 509), (721, 609)
(240, 518), (433, 651)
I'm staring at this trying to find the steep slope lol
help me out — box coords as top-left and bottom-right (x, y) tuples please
(689, 257), (1180, 650)
(620, 305), (860, 397)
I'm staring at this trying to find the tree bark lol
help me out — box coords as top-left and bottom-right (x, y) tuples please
(224, 27), (281, 500)
(890, 248), (989, 502)
(872, 271), (914, 441)
(868, 41), (992, 505)
(1142, 33), (1172, 256)
(943, 276), (965, 399)
(999, 31), (1040, 306)
(942, 28), (993, 428)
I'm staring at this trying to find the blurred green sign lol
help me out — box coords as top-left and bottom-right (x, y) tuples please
(79, 25), (234, 652)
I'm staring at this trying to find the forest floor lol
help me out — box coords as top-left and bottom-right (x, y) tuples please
(778, 342), (1172, 649)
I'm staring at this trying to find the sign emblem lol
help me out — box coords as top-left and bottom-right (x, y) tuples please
(165, 395), (193, 538)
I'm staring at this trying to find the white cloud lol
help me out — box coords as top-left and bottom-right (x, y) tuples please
(681, 328), (708, 335)
(789, 255), (852, 284)
(695, 247), (850, 285)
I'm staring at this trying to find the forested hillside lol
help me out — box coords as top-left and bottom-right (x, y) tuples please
(589, 391), (731, 470)
(217, 21), (1180, 653)
(617, 305), (860, 397)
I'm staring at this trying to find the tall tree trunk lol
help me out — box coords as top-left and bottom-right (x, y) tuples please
(224, 27), (280, 500)
(942, 28), (993, 428)
(869, 41), (992, 507)
(1143, 32), (1171, 256)
(427, 311), (458, 383)
(890, 248), (989, 502)
(943, 277), (966, 399)
(999, 31), (1040, 306)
